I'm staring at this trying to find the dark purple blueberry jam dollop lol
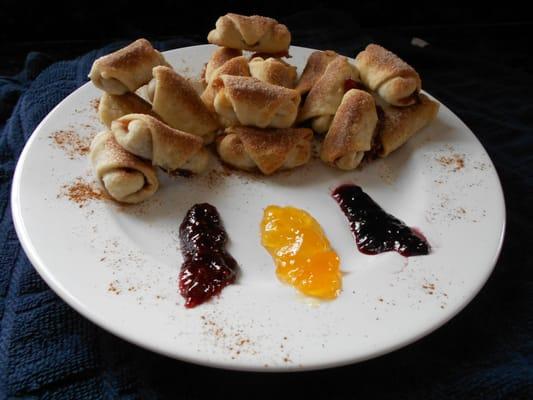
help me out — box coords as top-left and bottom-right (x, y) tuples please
(332, 184), (430, 257)
(178, 203), (238, 308)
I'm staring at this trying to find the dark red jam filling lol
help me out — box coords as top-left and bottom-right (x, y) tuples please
(366, 105), (385, 160)
(332, 184), (430, 257)
(178, 203), (238, 308)
(397, 91), (421, 105)
(344, 79), (366, 92)
(161, 167), (194, 178)
(250, 50), (290, 59)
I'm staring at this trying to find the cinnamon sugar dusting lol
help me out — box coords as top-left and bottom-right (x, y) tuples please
(361, 44), (417, 76)
(201, 168), (232, 188)
(59, 177), (106, 207)
(108, 280), (121, 295)
(422, 282), (436, 295)
(49, 130), (95, 159)
(90, 98), (100, 112)
(200, 314), (257, 359)
(115, 197), (162, 217)
(436, 153), (465, 171)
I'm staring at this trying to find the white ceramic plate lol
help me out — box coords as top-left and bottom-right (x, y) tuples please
(11, 44), (505, 372)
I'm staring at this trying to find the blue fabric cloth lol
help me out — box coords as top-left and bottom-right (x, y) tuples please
(1, 26), (532, 399)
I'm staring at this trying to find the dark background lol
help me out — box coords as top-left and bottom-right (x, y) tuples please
(2, 1), (532, 398)
(2, 0), (532, 75)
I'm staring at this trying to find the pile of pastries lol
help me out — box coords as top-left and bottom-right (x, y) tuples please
(88, 13), (439, 204)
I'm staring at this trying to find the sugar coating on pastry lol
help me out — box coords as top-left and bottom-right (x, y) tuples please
(201, 56), (251, 112)
(213, 75), (300, 129)
(355, 44), (421, 107)
(295, 50), (338, 95)
(90, 130), (159, 204)
(147, 66), (219, 143)
(376, 93), (439, 157)
(111, 114), (209, 173)
(217, 126), (313, 175)
(249, 57), (297, 88)
(98, 92), (155, 128)
(207, 13), (291, 53)
(88, 38), (170, 95)
(298, 56), (360, 134)
(320, 89), (378, 170)
(204, 47), (243, 84)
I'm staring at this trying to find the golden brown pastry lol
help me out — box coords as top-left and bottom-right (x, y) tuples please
(298, 56), (359, 134)
(295, 50), (338, 95)
(111, 114), (209, 173)
(88, 39), (169, 95)
(200, 56), (250, 112)
(147, 66), (219, 143)
(376, 94), (439, 157)
(90, 130), (159, 204)
(320, 89), (378, 170)
(355, 44), (421, 107)
(186, 78), (206, 97)
(213, 75), (300, 128)
(207, 13), (291, 53)
(204, 47), (242, 84)
(249, 57), (297, 88)
(217, 126), (313, 175)
(98, 92), (155, 128)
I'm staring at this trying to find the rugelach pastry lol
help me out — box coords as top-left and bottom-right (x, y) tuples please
(249, 57), (297, 88)
(204, 47), (243, 84)
(320, 89), (378, 170)
(111, 114), (209, 173)
(186, 78), (206, 97)
(147, 66), (219, 143)
(295, 50), (338, 95)
(213, 75), (301, 128)
(217, 126), (313, 175)
(355, 44), (421, 107)
(375, 94), (439, 157)
(298, 56), (359, 133)
(207, 13), (291, 53)
(201, 56), (250, 112)
(88, 39), (169, 95)
(90, 130), (159, 203)
(98, 92), (155, 128)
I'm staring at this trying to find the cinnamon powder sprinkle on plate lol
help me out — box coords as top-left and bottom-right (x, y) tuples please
(436, 153), (465, 171)
(59, 177), (106, 207)
(49, 130), (94, 159)
(90, 98), (100, 112)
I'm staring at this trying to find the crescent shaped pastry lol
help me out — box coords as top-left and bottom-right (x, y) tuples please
(217, 126), (313, 175)
(186, 78), (206, 97)
(213, 75), (300, 128)
(298, 56), (360, 134)
(204, 47), (243, 84)
(88, 39), (170, 95)
(295, 50), (338, 95)
(98, 92), (155, 128)
(249, 57), (297, 88)
(90, 130), (159, 204)
(207, 13), (291, 53)
(355, 44), (422, 107)
(111, 114), (209, 173)
(320, 89), (378, 170)
(200, 56), (250, 112)
(147, 66), (219, 143)
(376, 94), (439, 157)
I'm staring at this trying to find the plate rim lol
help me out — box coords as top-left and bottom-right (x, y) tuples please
(10, 44), (507, 372)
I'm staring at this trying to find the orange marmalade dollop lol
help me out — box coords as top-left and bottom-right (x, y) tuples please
(260, 205), (341, 299)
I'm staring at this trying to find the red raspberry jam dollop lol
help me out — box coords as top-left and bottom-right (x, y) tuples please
(178, 203), (238, 308)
